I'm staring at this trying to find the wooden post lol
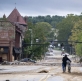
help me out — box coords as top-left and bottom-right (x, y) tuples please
(9, 41), (13, 62)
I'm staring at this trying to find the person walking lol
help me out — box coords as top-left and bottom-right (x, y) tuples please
(62, 54), (71, 73)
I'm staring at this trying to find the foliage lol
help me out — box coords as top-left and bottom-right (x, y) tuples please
(24, 14), (82, 56)
(69, 20), (82, 56)
(0, 14), (7, 21)
(75, 32), (82, 56)
(56, 14), (80, 53)
(25, 15), (65, 28)
(56, 14), (79, 41)
(33, 22), (52, 43)
(23, 22), (51, 60)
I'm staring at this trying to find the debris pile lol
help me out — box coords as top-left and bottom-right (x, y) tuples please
(38, 70), (48, 73)
(1, 60), (36, 65)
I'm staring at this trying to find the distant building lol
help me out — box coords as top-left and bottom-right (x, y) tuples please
(0, 8), (27, 62)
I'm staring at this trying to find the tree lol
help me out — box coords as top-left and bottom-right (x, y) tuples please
(75, 32), (82, 56)
(56, 14), (79, 53)
(69, 20), (82, 56)
(33, 22), (52, 43)
(26, 15), (65, 28)
(24, 22), (52, 60)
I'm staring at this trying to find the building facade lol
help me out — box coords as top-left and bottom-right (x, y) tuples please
(0, 8), (27, 62)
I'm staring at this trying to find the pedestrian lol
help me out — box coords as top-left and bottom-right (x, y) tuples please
(62, 54), (71, 73)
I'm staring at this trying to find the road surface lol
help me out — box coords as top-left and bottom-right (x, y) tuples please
(0, 50), (82, 81)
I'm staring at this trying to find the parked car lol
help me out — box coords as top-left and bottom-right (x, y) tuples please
(20, 58), (36, 63)
(45, 52), (54, 56)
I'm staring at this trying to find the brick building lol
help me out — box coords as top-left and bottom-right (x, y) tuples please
(0, 8), (27, 62)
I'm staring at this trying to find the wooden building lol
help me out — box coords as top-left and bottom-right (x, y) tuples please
(0, 8), (27, 62)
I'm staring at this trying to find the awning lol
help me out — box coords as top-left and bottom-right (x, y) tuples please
(14, 47), (22, 54)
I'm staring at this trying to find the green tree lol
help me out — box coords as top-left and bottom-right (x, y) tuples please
(56, 14), (79, 52)
(26, 15), (65, 28)
(69, 20), (82, 56)
(76, 32), (82, 56)
(33, 22), (52, 43)
(24, 22), (52, 60)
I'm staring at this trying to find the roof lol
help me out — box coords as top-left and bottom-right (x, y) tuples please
(7, 8), (26, 25)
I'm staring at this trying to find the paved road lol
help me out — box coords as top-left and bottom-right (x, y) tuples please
(0, 65), (82, 81)
(0, 50), (82, 81)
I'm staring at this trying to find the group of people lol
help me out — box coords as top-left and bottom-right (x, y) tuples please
(62, 54), (71, 73)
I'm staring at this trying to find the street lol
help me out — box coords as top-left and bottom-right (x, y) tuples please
(0, 50), (82, 81)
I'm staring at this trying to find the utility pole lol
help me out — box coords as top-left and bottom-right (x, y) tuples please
(29, 29), (33, 47)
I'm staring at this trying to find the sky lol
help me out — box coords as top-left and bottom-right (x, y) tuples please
(0, 0), (82, 17)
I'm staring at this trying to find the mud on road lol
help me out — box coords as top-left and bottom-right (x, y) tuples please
(0, 65), (82, 81)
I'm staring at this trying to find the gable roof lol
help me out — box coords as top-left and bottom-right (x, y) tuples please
(7, 8), (26, 25)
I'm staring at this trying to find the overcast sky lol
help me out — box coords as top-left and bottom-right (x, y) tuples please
(0, 0), (82, 17)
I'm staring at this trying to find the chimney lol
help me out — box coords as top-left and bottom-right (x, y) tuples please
(24, 16), (28, 23)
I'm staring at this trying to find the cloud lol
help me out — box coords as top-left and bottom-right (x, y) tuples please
(0, 0), (82, 17)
